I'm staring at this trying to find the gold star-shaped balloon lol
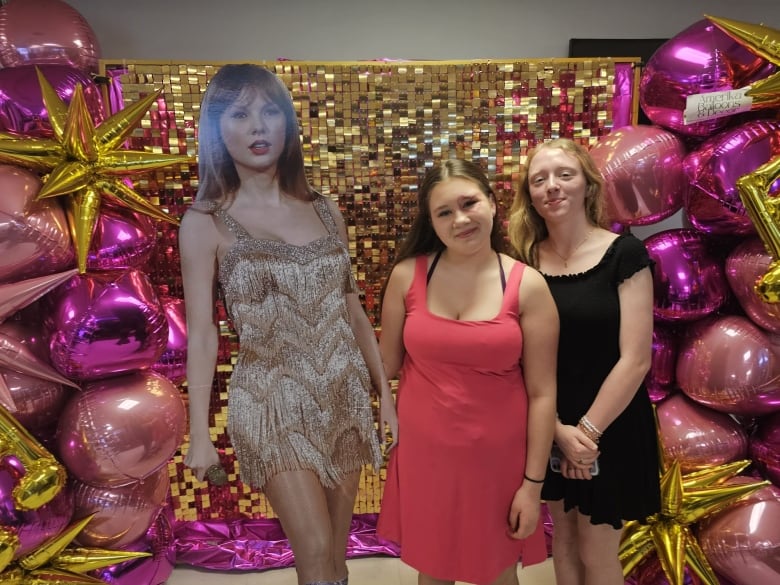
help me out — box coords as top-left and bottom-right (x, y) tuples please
(705, 14), (780, 109)
(0, 514), (151, 583)
(619, 459), (769, 585)
(0, 69), (192, 273)
(737, 156), (780, 302)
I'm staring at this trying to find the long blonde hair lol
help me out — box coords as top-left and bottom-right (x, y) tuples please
(508, 138), (607, 267)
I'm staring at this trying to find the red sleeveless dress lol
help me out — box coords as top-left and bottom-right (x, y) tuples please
(378, 255), (546, 584)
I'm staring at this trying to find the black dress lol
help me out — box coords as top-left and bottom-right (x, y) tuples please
(540, 233), (661, 528)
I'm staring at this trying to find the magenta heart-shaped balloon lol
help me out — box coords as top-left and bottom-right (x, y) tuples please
(0, 165), (75, 284)
(43, 269), (169, 381)
(88, 199), (158, 272)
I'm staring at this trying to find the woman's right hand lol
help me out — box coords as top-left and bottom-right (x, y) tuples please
(556, 422), (599, 466)
(379, 392), (399, 453)
(183, 436), (221, 482)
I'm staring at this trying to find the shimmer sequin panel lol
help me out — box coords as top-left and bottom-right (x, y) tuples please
(103, 59), (629, 521)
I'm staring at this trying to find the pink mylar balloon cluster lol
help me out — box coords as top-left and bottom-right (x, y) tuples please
(56, 370), (186, 488)
(589, 125), (686, 226)
(0, 0), (101, 74)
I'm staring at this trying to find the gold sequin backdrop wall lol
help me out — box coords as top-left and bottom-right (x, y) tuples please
(102, 59), (638, 522)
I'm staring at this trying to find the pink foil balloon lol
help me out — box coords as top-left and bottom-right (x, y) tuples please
(0, 164), (74, 284)
(0, 0), (101, 73)
(151, 296), (187, 385)
(634, 557), (703, 585)
(0, 64), (105, 138)
(677, 315), (780, 416)
(750, 411), (780, 487)
(71, 467), (170, 549)
(683, 119), (780, 235)
(589, 125), (686, 226)
(656, 393), (748, 472)
(1, 370), (67, 432)
(639, 19), (775, 137)
(87, 200), (158, 272)
(726, 237), (780, 334)
(698, 480), (780, 585)
(44, 269), (169, 381)
(646, 324), (679, 402)
(644, 229), (730, 322)
(0, 467), (73, 559)
(95, 503), (176, 585)
(56, 370), (186, 487)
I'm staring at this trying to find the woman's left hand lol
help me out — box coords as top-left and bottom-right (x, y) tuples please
(507, 484), (541, 539)
(379, 391), (399, 453)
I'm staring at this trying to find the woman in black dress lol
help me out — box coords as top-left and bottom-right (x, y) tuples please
(507, 138), (661, 585)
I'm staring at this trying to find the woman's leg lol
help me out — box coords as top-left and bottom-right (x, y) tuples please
(489, 564), (519, 585)
(576, 515), (624, 585)
(264, 469), (339, 585)
(323, 469), (362, 583)
(547, 500), (584, 585)
(418, 574), (454, 585)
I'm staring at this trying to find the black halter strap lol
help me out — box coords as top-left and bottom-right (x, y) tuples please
(427, 250), (506, 292)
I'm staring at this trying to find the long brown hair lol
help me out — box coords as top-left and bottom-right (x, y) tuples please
(508, 138), (607, 267)
(195, 64), (312, 205)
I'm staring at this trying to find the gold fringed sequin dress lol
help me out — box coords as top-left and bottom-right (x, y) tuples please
(211, 195), (382, 490)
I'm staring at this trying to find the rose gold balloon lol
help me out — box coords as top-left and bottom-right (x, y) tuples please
(56, 370), (186, 487)
(71, 467), (170, 549)
(676, 315), (780, 416)
(699, 479), (780, 585)
(151, 296), (187, 386)
(0, 0), (101, 74)
(656, 393), (748, 473)
(589, 125), (686, 226)
(726, 237), (780, 334)
(44, 270), (169, 381)
(0, 165), (74, 284)
(750, 411), (780, 487)
(1, 370), (67, 432)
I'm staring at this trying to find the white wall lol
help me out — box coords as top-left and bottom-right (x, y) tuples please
(66, 0), (779, 62)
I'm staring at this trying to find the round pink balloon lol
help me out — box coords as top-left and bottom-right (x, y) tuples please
(644, 229), (730, 322)
(0, 0), (101, 73)
(0, 165), (74, 284)
(589, 125), (686, 226)
(750, 411), (780, 487)
(0, 64), (105, 138)
(656, 393), (748, 473)
(726, 237), (780, 334)
(151, 296), (187, 385)
(0, 467), (73, 559)
(677, 315), (780, 416)
(57, 370), (186, 487)
(699, 479), (780, 585)
(44, 270), (169, 381)
(683, 119), (780, 235)
(640, 19), (775, 137)
(87, 201), (157, 272)
(71, 467), (170, 549)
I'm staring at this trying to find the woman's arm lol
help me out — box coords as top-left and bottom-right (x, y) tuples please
(179, 209), (222, 481)
(327, 199), (399, 449)
(583, 266), (653, 433)
(509, 266), (559, 539)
